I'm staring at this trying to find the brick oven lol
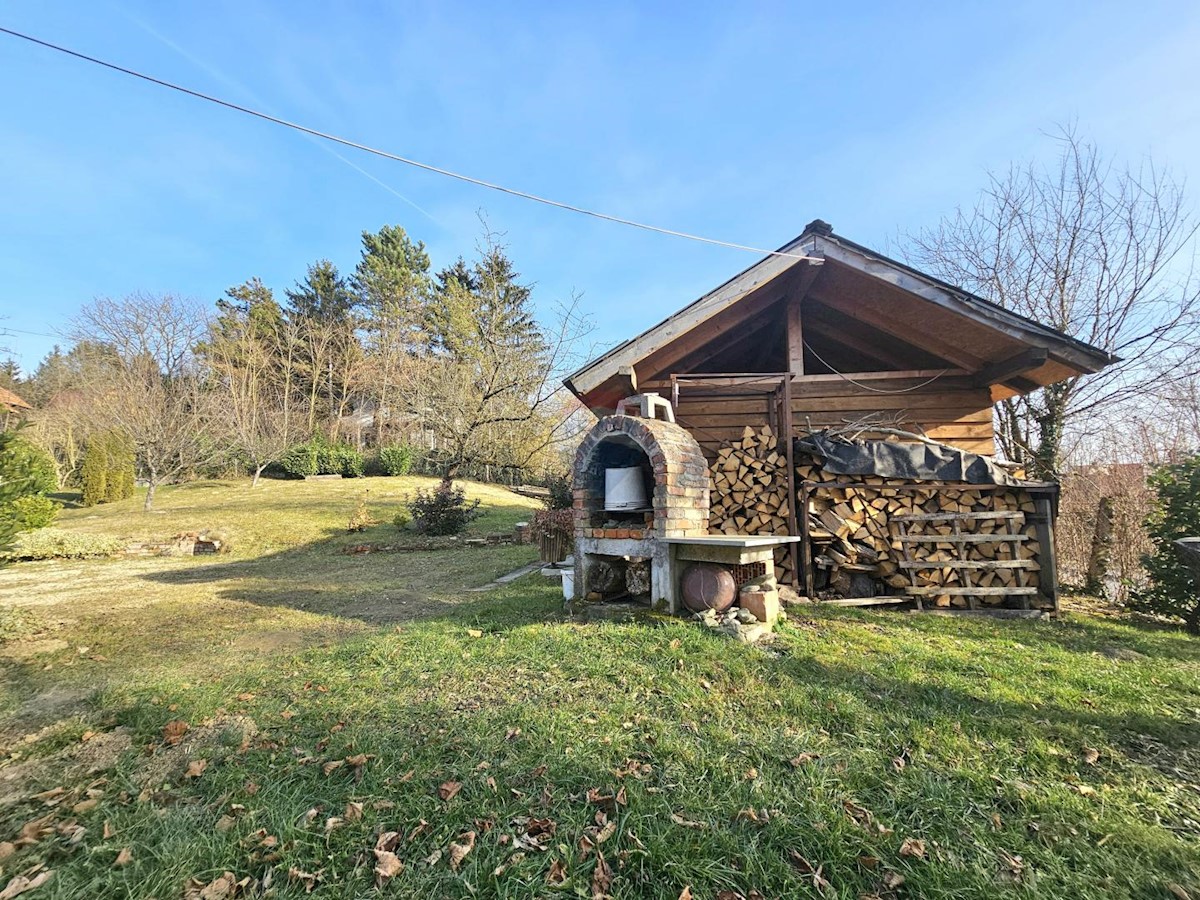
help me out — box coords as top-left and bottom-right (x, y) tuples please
(572, 407), (710, 608)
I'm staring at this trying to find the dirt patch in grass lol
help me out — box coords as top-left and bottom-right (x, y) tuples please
(134, 715), (259, 790)
(0, 727), (132, 812)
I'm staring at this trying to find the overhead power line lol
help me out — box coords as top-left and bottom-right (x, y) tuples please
(0, 26), (817, 262)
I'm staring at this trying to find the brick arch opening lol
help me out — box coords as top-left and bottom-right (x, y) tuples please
(573, 415), (710, 539)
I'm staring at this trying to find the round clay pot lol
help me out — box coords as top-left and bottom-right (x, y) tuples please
(681, 563), (737, 613)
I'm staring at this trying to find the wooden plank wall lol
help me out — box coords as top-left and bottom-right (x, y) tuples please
(668, 375), (995, 460)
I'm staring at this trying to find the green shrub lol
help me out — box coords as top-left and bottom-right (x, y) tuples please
(278, 443), (319, 478)
(81, 431), (134, 505)
(393, 509), (411, 530)
(10, 440), (57, 495)
(4, 528), (125, 561)
(1134, 455), (1200, 633)
(544, 474), (572, 510)
(379, 445), (414, 477)
(5, 494), (59, 530)
(338, 447), (365, 478)
(0, 428), (40, 560)
(406, 481), (481, 536)
(279, 438), (364, 479)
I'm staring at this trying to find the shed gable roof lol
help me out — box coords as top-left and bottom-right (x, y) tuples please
(565, 220), (1115, 411)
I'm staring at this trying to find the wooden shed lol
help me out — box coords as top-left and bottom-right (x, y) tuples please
(566, 220), (1114, 612)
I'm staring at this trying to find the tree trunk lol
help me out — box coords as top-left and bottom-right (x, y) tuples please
(251, 464), (267, 488)
(1085, 496), (1115, 596)
(144, 478), (158, 511)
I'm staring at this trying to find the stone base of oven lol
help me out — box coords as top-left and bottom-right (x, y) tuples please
(573, 536), (680, 612)
(572, 535), (798, 614)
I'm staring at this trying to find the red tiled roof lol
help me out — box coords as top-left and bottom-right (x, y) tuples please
(0, 386), (32, 411)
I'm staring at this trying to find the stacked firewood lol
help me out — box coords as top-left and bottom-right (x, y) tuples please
(707, 425), (1044, 607)
(796, 463), (1041, 606)
(708, 426), (795, 583)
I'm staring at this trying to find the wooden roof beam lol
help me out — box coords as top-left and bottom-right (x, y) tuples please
(808, 286), (987, 371)
(805, 316), (919, 371)
(972, 348), (1049, 390)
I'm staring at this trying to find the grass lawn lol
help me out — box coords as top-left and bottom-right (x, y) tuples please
(1, 477), (1199, 899)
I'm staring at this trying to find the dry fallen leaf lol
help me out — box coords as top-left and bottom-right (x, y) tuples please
(882, 870), (906, 890)
(591, 852), (613, 899)
(162, 720), (189, 745)
(843, 801), (873, 827)
(286, 867), (321, 893)
(677, 888), (692, 900)
(0, 843), (14, 862)
(368, 834), (395, 858)
(439, 780), (463, 801)
(899, 837), (926, 859)
(547, 859), (567, 885)
(1166, 884), (1193, 900)
(235, 692), (255, 702)
(72, 798), (100, 815)
(0, 871), (55, 900)
(184, 871), (250, 900)
(467, 629), (483, 638)
(344, 801), (363, 822)
(449, 830), (476, 871)
(374, 849), (404, 884)
(113, 847), (133, 868)
(789, 752), (819, 767)
(1082, 747), (1100, 766)
(184, 759), (208, 779)
(102, 820), (116, 840)
(321, 760), (344, 776)
(669, 813), (707, 830)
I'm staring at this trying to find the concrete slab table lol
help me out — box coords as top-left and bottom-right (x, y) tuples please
(659, 534), (800, 613)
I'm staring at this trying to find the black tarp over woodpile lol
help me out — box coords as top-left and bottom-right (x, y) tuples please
(794, 431), (1019, 485)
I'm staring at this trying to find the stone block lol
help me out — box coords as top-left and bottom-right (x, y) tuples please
(739, 588), (780, 625)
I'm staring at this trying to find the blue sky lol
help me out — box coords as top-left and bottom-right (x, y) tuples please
(2, 1), (1199, 374)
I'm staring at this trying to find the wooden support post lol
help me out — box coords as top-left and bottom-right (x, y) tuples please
(786, 295), (805, 376)
(1030, 493), (1059, 613)
(782, 374), (800, 587)
(800, 482), (814, 598)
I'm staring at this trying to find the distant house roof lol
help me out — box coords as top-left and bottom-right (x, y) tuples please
(0, 386), (31, 412)
(565, 219), (1116, 412)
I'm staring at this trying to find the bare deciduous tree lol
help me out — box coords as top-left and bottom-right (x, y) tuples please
(73, 293), (217, 510)
(908, 127), (1200, 477)
(203, 281), (305, 487)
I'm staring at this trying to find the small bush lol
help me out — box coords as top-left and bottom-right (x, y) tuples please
(278, 443), (318, 478)
(5, 528), (125, 561)
(10, 440), (57, 496)
(338, 447), (365, 478)
(1133, 455), (1200, 632)
(393, 509), (411, 530)
(81, 431), (134, 505)
(347, 493), (378, 532)
(407, 481), (481, 536)
(279, 438), (364, 478)
(544, 474), (573, 510)
(379, 445), (414, 477)
(5, 494), (59, 530)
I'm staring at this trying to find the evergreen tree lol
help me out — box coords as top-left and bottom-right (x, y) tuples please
(80, 435), (108, 507)
(353, 225), (434, 443)
(0, 427), (39, 561)
(285, 260), (357, 323)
